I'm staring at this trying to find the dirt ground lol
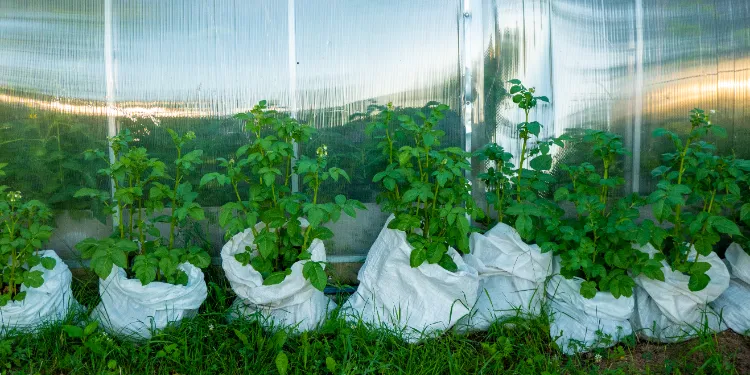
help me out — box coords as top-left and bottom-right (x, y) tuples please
(598, 331), (750, 374)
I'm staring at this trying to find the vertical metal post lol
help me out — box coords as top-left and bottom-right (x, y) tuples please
(461, 0), (477, 224)
(632, 0), (644, 193)
(288, 0), (299, 193)
(104, 0), (118, 227)
(461, 0), (473, 171)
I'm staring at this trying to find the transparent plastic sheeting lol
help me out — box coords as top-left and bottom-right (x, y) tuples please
(475, 0), (750, 198)
(0, 0), (461, 260)
(1, 1), (750, 261)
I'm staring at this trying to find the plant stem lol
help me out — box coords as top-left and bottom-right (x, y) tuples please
(56, 122), (64, 185)
(516, 110), (530, 202)
(496, 181), (503, 222)
(384, 108), (401, 201)
(137, 176), (144, 246)
(301, 170), (320, 251)
(169, 147), (181, 249)
(7, 217), (17, 296)
(672, 128), (699, 264)
(128, 176), (134, 240)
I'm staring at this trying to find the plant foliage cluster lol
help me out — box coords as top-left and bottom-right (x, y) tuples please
(0, 163), (56, 305)
(549, 131), (664, 298)
(649, 109), (750, 290)
(475, 80), (565, 245)
(471, 80), (749, 298)
(201, 101), (364, 291)
(0, 105), (106, 211)
(367, 102), (483, 271)
(74, 129), (210, 286)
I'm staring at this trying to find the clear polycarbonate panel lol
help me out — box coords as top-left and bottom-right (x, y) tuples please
(0, 1), (111, 260)
(4, 0), (750, 262)
(0, 1), (105, 100)
(472, 0), (555, 212)
(476, 0), (750, 198)
(109, 0), (293, 252)
(294, 0), (463, 257)
(111, 0), (291, 114)
(548, 0), (637, 196)
(477, 0), (553, 156)
(640, 0), (750, 193)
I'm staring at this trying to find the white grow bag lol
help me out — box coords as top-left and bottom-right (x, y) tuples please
(457, 222), (552, 331)
(92, 262), (207, 340)
(631, 244), (728, 343)
(547, 257), (634, 355)
(710, 243), (750, 335)
(222, 221), (336, 332)
(344, 216), (479, 343)
(0, 250), (78, 333)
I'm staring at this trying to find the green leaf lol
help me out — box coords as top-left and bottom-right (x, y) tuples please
(275, 351), (289, 375)
(234, 328), (249, 346)
(553, 187), (569, 202)
(651, 199), (668, 223)
(184, 248), (211, 269)
(711, 126), (727, 138)
(741, 203), (750, 223)
(307, 206), (328, 228)
(334, 194), (346, 205)
(22, 270), (44, 288)
(40, 257), (56, 270)
(438, 254), (458, 272)
(263, 271), (289, 286)
(515, 214), (533, 238)
(12, 291), (26, 302)
(529, 154), (552, 171)
(62, 325), (84, 338)
(423, 133), (435, 147)
(688, 261), (712, 276)
(302, 261), (327, 292)
(580, 281), (598, 299)
(409, 247), (427, 268)
(326, 356), (338, 373)
(526, 121), (542, 137)
(83, 321), (99, 337)
(688, 273), (711, 292)
(255, 230), (278, 259)
(133, 255), (158, 285)
(187, 204), (205, 221)
(709, 216), (740, 236)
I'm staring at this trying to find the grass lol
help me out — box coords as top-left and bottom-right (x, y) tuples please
(1, 267), (749, 375)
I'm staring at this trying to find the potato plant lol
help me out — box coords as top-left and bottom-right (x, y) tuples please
(201, 101), (364, 291)
(549, 130), (664, 298)
(733, 156), (750, 250)
(0, 163), (56, 306)
(474, 79), (565, 245)
(649, 108), (749, 291)
(369, 102), (483, 271)
(75, 129), (210, 286)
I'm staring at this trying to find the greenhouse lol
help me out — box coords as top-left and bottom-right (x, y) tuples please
(2, 0), (750, 374)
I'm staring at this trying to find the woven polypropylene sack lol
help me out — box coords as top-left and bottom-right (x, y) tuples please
(222, 221), (336, 332)
(710, 243), (750, 335)
(0, 250), (78, 333)
(547, 257), (634, 355)
(91, 262), (207, 340)
(457, 223), (552, 331)
(343, 216), (478, 343)
(631, 244), (728, 343)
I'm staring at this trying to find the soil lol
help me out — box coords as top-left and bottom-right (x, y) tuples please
(600, 331), (750, 374)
